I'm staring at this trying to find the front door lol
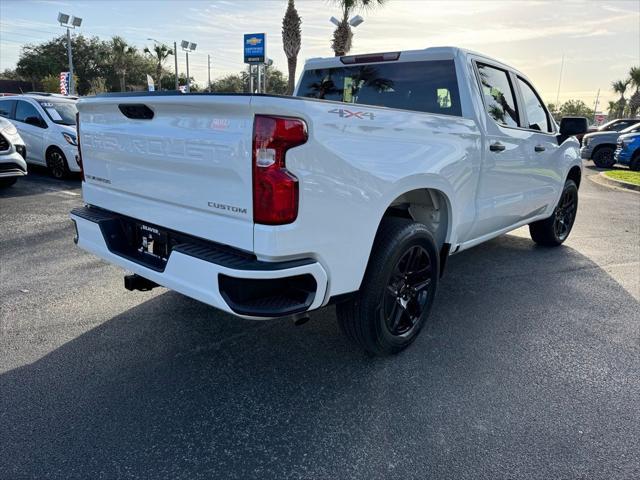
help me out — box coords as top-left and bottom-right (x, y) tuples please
(14, 100), (47, 165)
(468, 61), (544, 240)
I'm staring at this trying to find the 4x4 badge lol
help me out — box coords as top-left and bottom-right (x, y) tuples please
(328, 108), (374, 120)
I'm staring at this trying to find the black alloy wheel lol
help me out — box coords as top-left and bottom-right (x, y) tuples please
(553, 186), (578, 242)
(336, 217), (439, 355)
(47, 149), (69, 179)
(383, 245), (432, 337)
(529, 179), (579, 247)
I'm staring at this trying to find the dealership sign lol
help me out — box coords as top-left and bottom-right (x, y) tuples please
(59, 72), (70, 95)
(244, 33), (266, 64)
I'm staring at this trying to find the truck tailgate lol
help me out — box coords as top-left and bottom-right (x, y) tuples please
(78, 94), (254, 252)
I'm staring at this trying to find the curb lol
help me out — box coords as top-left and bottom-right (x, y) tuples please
(589, 172), (640, 193)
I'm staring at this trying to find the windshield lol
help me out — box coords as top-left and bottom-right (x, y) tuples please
(37, 101), (77, 126)
(620, 122), (640, 134)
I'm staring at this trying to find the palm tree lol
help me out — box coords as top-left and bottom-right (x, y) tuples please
(111, 36), (137, 92)
(282, 0), (302, 95)
(628, 66), (640, 117)
(144, 43), (173, 91)
(611, 79), (630, 118)
(331, 0), (386, 56)
(607, 100), (617, 119)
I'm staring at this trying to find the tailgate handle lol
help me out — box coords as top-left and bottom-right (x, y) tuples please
(118, 104), (154, 120)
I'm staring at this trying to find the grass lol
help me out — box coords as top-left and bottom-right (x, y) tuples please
(603, 169), (640, 186)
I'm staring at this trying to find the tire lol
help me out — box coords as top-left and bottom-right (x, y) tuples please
(592, 146), (615, 168)
(336, 217), (439, 356)
(46, 147), (70, 179)
(529, 179), (578, 247)
(630, 152), (640, 172)
(0, 177), (17, 188)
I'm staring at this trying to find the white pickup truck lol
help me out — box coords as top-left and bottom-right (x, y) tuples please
(71, 47), (587, 355)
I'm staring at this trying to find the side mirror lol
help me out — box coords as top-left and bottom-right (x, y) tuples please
(560, 117), (588, 137)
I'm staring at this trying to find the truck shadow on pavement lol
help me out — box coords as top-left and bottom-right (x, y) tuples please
(1, 235), (639, 479)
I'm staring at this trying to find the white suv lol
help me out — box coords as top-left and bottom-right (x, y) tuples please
(0, 94), (79, 179)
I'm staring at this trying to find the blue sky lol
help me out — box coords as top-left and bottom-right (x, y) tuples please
(1, 0), (638, 108)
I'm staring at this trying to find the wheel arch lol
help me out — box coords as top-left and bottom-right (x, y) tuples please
(567, 164), (582, 189)
(380, 187), (453, 250)
(351, 185), (454, 293)
(45, 144), (66, 159)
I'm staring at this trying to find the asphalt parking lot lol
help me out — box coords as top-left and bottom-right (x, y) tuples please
(1, 164), (639, 480)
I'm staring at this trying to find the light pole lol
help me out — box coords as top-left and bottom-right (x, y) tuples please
(181, 40), (197, 93)
(148, 37), (179, 91)
(57, 12), (82, 95)
(330, 15), (364, 27)
(207, 54), (211, 92)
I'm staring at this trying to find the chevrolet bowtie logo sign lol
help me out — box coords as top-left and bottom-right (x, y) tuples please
(244, 33), (266, 64)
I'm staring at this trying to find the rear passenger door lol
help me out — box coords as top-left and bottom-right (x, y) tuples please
(469, 62), (541, 240)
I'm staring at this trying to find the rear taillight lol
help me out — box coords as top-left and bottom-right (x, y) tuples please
(76, 112), (84, 181)
(252, 115), (307, 225)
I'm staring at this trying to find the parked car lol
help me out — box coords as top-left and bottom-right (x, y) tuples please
(0, 94), (79, 179)
(581, 122), (640, 167)
(614, 133), (640, 171)
(71, 47), (586, 355)
(590, 118), (639, 133)
(0, 116), (27, 187)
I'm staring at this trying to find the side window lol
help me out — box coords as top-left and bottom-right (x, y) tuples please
(0, 99), (15, 119)
(517, 77), (552, 133)
(15, 100), (46, 128)
(476, 63), (519, 128)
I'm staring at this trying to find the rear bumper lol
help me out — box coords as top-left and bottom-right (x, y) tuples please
(70, 206), (328, 319)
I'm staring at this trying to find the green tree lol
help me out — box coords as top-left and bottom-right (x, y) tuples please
(282, 0), (302, 95)
(559, 99), (594, 118)
(0, 69), (21, 80)
(330, 0), (386, 56)
(265, 67), (288, 95)
(16, 34), (112, 94)
(40, 74), (60, 93)
(39, 73), (77, 93)
(161, 72), (195, 91)
(144, 43), (173, 91)
(611, 79), (630, 117)
(212, 73), (247, 93)
(211, 67), (288, 95)
(547, 103), (559, 121)
(628, 66), (640, 117)
(110, 36), (137, 91)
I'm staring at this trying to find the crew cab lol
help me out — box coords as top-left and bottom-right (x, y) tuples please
(71, 47), (586, 355)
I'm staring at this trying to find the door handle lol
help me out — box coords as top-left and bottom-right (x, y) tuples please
(534, 145), (546, 152)
(489, 142), (506, 152)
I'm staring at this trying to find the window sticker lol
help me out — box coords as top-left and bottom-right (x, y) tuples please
(437, 88), (452, 108)
(46, 108), (63, 121)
